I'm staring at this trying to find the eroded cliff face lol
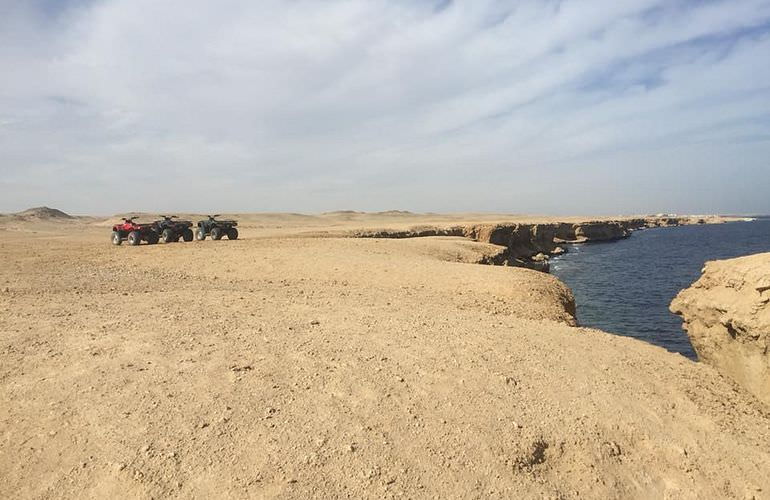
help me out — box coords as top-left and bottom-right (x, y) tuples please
(462, 223), (561, 270)
(566, 221), (630, 242)
(670, 253), (770, 405)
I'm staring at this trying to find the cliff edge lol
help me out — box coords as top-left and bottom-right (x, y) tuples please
(671, 253), (770, 405)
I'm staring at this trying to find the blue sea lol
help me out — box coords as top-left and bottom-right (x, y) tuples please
(550, 217), (770, 359)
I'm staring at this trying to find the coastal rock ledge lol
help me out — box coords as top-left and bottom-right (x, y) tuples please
(671, 253), (770, 405)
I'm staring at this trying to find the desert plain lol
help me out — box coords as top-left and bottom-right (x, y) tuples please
(1, 210), (769, 499)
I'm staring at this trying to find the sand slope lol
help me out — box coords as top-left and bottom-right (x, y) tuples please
(1, 215), (768, 499)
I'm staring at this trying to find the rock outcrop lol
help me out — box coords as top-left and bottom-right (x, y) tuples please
(671, 253), (770, 405)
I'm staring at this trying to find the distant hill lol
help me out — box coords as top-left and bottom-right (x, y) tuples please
(14, 207), (74, 219)
(373, 210), (416, 216)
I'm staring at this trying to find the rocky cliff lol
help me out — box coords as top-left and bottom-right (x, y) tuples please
(353, 216), (728, 271)
(670, 253), (770, 405)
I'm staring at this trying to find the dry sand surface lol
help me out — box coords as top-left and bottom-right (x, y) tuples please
(1, 212), (769, 499)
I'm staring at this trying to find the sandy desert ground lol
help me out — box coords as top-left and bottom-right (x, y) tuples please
(1, 211), (769, 499)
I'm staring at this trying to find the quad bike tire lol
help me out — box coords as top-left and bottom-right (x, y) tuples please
(127, 231), (141, 246)
(196, 228), (206, 241)
(211, 227), (223, 240)
(182, 228), (194, 242)
(111, 231), (122, 246)
(146, 231), (160, 245)
(161, 228), (176, 243)
(227, 228), (238, 240)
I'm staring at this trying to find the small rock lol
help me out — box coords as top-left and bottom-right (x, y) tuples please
(310, 320), (320, 326)
(603, 441), (622, 457)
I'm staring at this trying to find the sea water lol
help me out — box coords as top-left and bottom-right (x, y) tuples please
(550, 217), (770, 359)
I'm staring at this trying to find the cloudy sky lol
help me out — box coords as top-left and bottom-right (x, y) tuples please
(1, 0), (769, 215)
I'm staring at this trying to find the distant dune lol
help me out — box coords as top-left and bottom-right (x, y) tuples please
(320, 210), (365, 216)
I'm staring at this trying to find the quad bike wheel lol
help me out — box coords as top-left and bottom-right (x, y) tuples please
(127, 231), (141, 246)
(161, 228), (176, 243)
(211, 227), (222, 240)
(146, 231), (160, 245)
(227, 228), (238, 240)
(111, 231), (122, 246)
(182, 228), (194, 242)
(196, 228), (206, 241)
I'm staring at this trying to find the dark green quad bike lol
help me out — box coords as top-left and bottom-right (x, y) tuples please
(153, 215), (195, 243)
(196, 215), (238, 241)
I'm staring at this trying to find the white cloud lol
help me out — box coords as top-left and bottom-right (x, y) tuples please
(0, 0), (769, 214)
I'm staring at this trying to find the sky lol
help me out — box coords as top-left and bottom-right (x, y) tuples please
(1, 0), (769, 215)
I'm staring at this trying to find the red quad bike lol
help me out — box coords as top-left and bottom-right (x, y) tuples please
(111, 217), (160, 246)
